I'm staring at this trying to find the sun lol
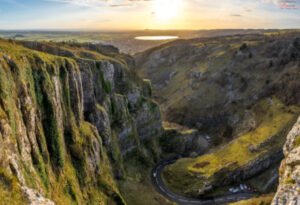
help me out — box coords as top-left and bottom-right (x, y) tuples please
(154, 0), (182, 21)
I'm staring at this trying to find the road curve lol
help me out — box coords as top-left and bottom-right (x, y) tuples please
(151, 159), (254, 205)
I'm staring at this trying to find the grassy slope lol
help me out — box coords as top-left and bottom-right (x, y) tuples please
(136, 32), (300, 147)
(162, 98), (300, 195)
(136, 36), (246, 123)
(229, 194), (274, 205)
(189, 98), (298, 176)
(119, 174), (175, 205)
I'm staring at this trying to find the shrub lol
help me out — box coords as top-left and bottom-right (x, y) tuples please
(240, 43), (248, 51)
(295, 136), (300, 147)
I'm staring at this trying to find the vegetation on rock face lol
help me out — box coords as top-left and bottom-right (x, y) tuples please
(0, 38), (164, 205)
(0, 169), (28, 205)
(100, 71), (112, 94)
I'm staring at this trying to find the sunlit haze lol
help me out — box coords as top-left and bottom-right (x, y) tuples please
(0, 0), (299, 30)
(154, 0), (182, 21)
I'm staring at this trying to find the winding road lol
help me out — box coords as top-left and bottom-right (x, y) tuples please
(151, 159), (255, 205)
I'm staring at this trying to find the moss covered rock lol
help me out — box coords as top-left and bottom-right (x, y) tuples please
(0, 38), (164, 205)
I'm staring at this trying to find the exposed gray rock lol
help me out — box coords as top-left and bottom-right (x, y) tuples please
(88, 103), (112, 146)
(21, 186), (55, 205)
(101, 60), (115, 91)
(161, 125), (208, 157)
(67, 61), (84, 123)
(272, 117), (300, 205)
(134, 98), (163, 141)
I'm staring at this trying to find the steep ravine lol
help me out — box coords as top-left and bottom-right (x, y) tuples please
(1, 36), (299, 205)
(134, 31), (300, 202)
(0, 39), (166, 204)
(135, 32), (300, 145)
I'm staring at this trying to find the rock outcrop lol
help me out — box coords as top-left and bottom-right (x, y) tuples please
(21, 186), (55, 205)
(272, 117), (300, 205)
(160, 122), (208, 157)
(0, 39), (163, 204)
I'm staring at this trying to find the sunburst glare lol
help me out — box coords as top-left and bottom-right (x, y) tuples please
(153, 0), (182, 21)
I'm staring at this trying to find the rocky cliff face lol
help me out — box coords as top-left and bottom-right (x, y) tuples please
(0, 39), (163, 204)
(272, 116), (300, 205)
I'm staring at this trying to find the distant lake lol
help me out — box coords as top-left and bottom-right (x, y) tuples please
(135, 36), (179, 41)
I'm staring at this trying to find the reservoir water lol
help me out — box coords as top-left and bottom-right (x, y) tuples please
(135, 36), (179, 40)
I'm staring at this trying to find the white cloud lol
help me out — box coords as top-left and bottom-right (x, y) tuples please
(261, 0), (279, 5)
(45, 0), (151, 7)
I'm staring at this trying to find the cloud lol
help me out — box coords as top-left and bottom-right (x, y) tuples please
(109, 3), (133, 7)
(231, 14), (242, 17)
(46, 0), (152, 7)
(243, 7), (252, 12)
(261, 0), (279, 5)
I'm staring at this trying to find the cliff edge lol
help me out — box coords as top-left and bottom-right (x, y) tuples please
(272, 116), (300, 205)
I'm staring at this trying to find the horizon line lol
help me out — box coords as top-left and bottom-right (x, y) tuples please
(1, 28), (300, 33)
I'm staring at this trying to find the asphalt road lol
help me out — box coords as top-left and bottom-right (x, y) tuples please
(152, 159), (254, 205)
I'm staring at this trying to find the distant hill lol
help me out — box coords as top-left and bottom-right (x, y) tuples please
(135, 31), (300, 144)
(0, 29), (284, 54)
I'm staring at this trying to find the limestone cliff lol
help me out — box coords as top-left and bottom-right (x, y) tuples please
(0, 39), (163, 204)
(272, 117), (300, 205)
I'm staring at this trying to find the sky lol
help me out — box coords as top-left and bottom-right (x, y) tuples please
(0, 0), (299, 30)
